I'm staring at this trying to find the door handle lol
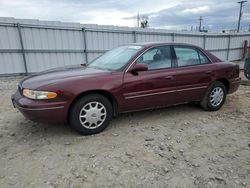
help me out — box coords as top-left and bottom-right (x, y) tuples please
(165, 76), (174, 80)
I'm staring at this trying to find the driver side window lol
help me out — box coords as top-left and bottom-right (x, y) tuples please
(137, 46), (172, 70)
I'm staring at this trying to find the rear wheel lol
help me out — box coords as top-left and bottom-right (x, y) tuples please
(69, 94), (113, 135)
(200, 81), (227, 111)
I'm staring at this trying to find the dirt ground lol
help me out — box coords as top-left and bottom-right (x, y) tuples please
(0, 73), (249, 188)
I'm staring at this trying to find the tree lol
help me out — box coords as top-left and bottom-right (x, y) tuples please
(140, 16), (149, 28)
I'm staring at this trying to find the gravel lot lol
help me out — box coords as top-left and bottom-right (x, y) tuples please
(0, 73), (249, 188)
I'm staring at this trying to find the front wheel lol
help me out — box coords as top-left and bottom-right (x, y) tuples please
(69, 94), (113, 135)
(200, 81), (227, 111)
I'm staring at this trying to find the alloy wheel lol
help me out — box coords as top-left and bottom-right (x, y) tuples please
(210, 87), (224, 107)
(79, 101), (107, 129)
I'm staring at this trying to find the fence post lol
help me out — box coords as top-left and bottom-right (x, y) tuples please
(227, 35), (231, 61)
(17, 23), (28, 75)
(133, 31), (137, 43)
(203, 34), (206, 49)
(171, 33), (175, 42)
(82, 27), (88, 64)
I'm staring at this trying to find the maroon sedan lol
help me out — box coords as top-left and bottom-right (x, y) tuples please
(11, 42), (241, 135)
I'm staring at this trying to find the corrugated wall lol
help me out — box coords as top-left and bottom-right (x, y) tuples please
(0, 17), (250, 75)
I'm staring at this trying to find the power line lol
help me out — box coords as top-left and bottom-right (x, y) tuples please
(237, 0), (247, 32)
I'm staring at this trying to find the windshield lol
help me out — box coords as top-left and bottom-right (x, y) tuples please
(87, 45), (142, 71)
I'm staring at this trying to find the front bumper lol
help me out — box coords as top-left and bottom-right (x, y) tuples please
(11, 90), (68, 123)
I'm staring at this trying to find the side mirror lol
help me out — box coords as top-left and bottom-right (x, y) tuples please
(130, 63), (148, 74)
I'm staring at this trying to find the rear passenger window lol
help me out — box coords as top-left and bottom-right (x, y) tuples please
(199, 51), (210, 64)
(174, 47), (200, 67)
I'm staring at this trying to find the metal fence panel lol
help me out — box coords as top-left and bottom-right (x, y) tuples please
(230, 35), (246, 48)
(0, 22), (25, 74)
(136, 33), (172, 43)
(0, 53), (24, 74)
(206, 36), (229, 50)
(174, 35), (204, 47)
(86, 31), (134, 50)
(0, 17), (249, 75)
(21, 27), (84, 50)
(228, 49), (242, 61)
(210, 50), (228, 61)
(0, 26), (20, 49)
(25, 53), (85, 72)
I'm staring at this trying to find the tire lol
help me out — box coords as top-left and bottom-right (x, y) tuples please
(69, 94), (113, 135)
(200, 81), (227, 111)
(244, 70), (250, 80)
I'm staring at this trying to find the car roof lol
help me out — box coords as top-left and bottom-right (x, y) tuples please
(128, 42), (200, 48)
(126, 42), (222, 63)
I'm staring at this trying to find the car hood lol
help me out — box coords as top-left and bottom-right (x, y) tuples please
(21, 65), (111, 89)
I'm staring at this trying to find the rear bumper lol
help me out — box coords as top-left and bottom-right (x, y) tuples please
(11, 90), (68, 123)
(228, 77), (241, 94)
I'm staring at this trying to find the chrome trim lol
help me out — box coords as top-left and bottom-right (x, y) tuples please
(125, 43), (213, 73)
(15, 104), (64, 111)
(125, 86), (208, 99)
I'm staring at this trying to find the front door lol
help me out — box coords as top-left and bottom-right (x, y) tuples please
(121, 45), (178, 112)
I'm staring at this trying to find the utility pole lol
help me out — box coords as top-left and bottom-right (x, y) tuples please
(237, 0), (247, 32)
(199, 16), (203, 32)
(137, 12), (140, 27)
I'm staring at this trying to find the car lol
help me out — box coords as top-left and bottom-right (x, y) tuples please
(244, 57), (250, 80)
(11, 42), (241, 135)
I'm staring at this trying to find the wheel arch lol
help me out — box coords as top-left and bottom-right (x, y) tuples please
(216, 78), (230, 92)
(67, 90), (118, 122)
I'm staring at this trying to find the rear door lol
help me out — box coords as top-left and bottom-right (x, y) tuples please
(173, 45), (214, 103)
(121, 45), (178, 111)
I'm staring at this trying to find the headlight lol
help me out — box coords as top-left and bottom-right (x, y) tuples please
(23, 89), (57, 100)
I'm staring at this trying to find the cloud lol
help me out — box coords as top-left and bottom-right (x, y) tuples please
(182, 6), (209, 14)
(0, 0), (249, 30)
(147, 0), (250, 30)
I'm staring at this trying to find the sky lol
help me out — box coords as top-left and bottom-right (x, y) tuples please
(0, 0), (249, 31)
